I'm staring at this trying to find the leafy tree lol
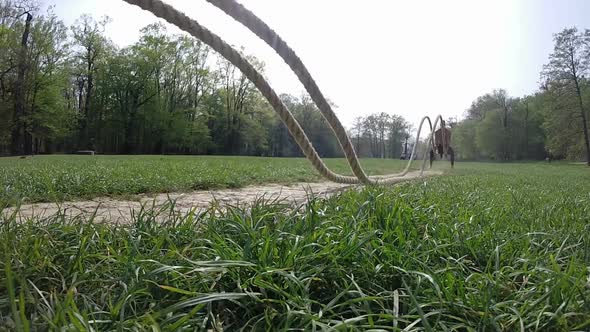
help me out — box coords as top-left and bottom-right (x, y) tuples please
(387, 114), (409, 158)
(27, 9), (73, 152)
(453, 119), (478, 160)
(10, 2), (33, 154)
(541, 27), (590, 165)
(455, 89), (549, 161)
(1, 2), (589, 164)
(351, 116), (363, 153)
(475, 111), (505, 160)
(511, 95), (546, 159)
(71, 14), (111, 150)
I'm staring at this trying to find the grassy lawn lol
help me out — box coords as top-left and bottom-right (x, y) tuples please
(1, 161), (589, 330)
(0, 155), (428, 204)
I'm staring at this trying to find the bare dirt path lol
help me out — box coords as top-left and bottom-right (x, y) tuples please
(4, 170), (441, 223)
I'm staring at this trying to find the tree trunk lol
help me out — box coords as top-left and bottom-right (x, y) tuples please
(11, 12), (32, 155)
(574, 79), (590, 166)
(81, 45), (95, 150)
(84, 71), (93, 148)
(581, 110), (590, 166)
(524, 102), (529, 159)
(577, 98), (590, 166)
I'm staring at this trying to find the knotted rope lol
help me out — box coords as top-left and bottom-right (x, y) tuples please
(121, 0), (448, 184)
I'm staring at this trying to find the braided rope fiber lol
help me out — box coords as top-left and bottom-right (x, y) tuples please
(204, 0), (450, 180)
(121, 0), (447, 184)
(204, 0), (372, 183)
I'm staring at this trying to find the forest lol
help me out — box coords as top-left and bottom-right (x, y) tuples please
(0, 2), (363, 157)
(426, 27), (590, 164)
(1, 1), (589, 164)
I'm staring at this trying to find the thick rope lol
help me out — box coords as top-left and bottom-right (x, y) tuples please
(421, 115), (445, 176)
(204, 0), (371, 183)
(203, 0), (452, 181)
(121, 0), (357, 183)
(121, 0), (446, 184)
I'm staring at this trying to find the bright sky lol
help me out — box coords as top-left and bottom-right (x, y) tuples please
(45, 0), (589, 129)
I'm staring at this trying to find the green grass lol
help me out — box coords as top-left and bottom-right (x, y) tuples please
(1, 162), (589, 330)
(0, 155), (425, 204)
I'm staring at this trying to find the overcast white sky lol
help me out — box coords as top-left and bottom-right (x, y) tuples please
(45, 0), (589, 129)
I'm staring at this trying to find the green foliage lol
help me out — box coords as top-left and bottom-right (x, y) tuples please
(2, 3), (589, 164)
(539, 27), (590, 163)
(453, 27), (590, 163)
(475, 111), (506, 160)
(351, 112), (410, 159)
(1, 162), (589, 330)
(278, 94), (345, 158)
(453, 119), (478, 160)
(0, 6), (74, 154)
(0, 6), (368, 158)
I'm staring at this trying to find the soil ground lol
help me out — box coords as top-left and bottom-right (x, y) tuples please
(4, 170), (441, 223)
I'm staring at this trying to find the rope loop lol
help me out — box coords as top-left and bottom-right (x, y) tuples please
(122, 0), (449, 184)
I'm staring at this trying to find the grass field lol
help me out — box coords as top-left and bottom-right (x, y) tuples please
(0, 155), (424, 204)
(1, 158), (590, 330)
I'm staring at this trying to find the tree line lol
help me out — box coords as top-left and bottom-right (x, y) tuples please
(1, 2), (415, 158)
(349, 113), (411, 158)
(452, 27), (590, 165)
(2, 1), (589, 164)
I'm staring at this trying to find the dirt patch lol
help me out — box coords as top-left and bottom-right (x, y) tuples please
(3, 170), (441, 223)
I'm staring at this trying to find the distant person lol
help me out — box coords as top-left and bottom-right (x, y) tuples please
(434, 120), (451, 157)
(430, 120), (454, 168)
